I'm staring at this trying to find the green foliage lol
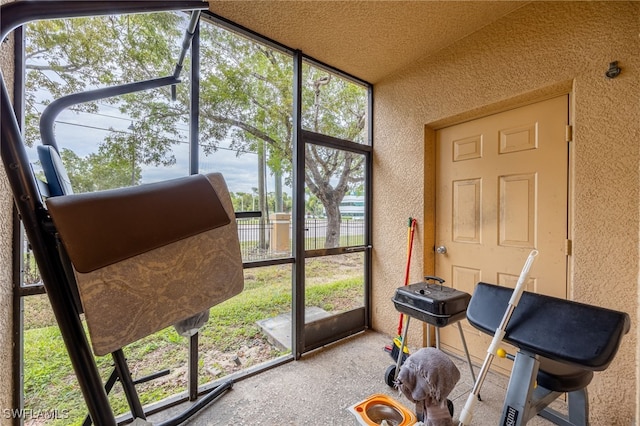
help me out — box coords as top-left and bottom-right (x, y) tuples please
(24, 13), (186, 146)
(60, 148), (140, 192)
(301, 64), (367, 143)
(230, 190), (292, 213)
(23, 260), (363, 424)
(25, 11), (367, 244)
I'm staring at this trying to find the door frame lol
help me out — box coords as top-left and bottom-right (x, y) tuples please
(292, 52), (374, 357)
(423, 83), (575, 322)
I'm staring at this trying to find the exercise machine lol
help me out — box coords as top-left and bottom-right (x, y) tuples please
(1, 2), (248, 425)
(465, 282), (630, 425)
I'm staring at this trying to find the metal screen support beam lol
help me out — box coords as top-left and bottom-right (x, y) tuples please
(292, 50), (305, 359)
(189, 20), (201, 176)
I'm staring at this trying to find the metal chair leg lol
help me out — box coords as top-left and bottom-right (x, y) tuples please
(112, 349), (146, 420)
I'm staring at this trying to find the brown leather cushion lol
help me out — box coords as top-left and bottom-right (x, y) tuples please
(46, 173), (230, 273)
(47, 173), (243, 356)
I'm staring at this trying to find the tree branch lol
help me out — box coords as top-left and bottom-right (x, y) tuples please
(25, 63), (83, 72)
(207, 114), (281, 149)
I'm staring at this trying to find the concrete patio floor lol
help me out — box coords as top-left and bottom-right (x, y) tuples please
(147, 330), (564, 425)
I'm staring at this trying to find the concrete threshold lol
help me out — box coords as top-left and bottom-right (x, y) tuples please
(256, 306), (331, 351)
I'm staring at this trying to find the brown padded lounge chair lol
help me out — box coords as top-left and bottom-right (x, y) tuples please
(38, 144), (244, 424)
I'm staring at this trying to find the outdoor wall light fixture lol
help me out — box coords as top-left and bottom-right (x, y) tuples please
(605, 61), (621, 79)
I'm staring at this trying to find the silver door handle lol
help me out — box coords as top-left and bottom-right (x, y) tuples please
(436, 245), (447, 254)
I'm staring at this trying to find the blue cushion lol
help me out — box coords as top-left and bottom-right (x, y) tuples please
(37, 145), (74, 196)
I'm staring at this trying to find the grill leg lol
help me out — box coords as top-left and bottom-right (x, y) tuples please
(457, 321), (481, 400)
(394, 316), (411, 381)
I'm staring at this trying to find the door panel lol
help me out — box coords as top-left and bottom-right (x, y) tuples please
(435, 95), (569, 372)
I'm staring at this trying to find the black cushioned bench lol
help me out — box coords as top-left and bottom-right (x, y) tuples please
(466, 282), (630, 425)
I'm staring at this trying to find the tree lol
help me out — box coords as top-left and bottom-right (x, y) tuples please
(230, 191), (252, 212)
(60, 148), (141, 192)
(305, 189), (325, 218)
(25, 12), (186, 194)
(300, 69), (366, 247)
(266, 191), (292, 214)
(25, 12), (367, 247)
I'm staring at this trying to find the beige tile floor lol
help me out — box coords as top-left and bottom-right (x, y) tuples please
(148, 330), (564, 425)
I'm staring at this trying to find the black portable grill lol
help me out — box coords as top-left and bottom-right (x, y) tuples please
(385, 276), (478, 392)
(392, 279), (470, 327)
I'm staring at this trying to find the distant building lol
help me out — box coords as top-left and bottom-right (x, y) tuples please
(340, 195), (364, 218)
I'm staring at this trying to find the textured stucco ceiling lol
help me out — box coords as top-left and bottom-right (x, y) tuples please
(208, 1), (529, 83)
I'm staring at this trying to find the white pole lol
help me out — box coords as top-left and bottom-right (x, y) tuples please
(458, 250), (539, 426)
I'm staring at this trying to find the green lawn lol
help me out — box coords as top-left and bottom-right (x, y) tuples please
(23, 256), (363, 425)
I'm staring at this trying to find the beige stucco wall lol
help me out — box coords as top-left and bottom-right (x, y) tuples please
(372, 2), (639, 424)
(0, 0), (15, 421)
